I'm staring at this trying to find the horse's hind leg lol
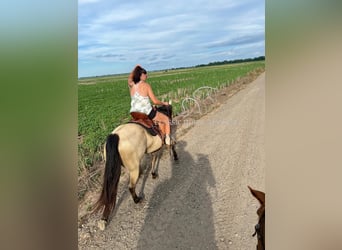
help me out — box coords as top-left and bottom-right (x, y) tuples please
(128, 168), (142, 203)
(151, 150), (161, 179)
(171, 144), (178, 161)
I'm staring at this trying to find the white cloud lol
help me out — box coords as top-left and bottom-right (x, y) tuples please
(78, 0), (265, 77)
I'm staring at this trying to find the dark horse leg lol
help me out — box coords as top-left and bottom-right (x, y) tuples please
(151, 150), (162, 179)
(171, 144), (178, 161)
(166, 143), (178, 161)
(128, 168), (142, 203)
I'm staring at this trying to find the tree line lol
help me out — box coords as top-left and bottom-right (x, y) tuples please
(195, 56), (265, 68)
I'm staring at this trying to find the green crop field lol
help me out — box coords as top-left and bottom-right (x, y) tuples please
(78, 61), (265, 171)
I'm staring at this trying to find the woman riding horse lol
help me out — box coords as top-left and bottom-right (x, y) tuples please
(93, 66), (178, 230)
(128, 65), (172, 145)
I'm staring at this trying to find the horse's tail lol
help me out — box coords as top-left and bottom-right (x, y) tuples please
(93, 134), (122, 217)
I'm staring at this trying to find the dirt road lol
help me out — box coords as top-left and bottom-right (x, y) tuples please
(79, 72), (265, 249)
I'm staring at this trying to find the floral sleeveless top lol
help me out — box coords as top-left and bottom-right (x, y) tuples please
(130, 84), (152, 115)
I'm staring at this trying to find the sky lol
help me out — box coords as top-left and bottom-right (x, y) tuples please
(78, 0), (264, 78)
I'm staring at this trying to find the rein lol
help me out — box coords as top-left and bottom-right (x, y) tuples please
(252, 211), (265, 249)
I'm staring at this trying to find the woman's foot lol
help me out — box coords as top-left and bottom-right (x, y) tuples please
(165, 134), (171, 145)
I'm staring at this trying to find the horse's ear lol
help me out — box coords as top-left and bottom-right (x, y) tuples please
(248, 186), (265, 206)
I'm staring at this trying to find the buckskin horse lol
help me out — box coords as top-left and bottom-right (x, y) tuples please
(248, 186), (265, 250)
(94, 105), (178, 230)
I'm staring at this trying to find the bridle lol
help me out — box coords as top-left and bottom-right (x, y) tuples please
(252, 211), (265, 250)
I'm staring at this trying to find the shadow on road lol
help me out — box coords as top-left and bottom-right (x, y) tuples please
(136, 140), (217, 249)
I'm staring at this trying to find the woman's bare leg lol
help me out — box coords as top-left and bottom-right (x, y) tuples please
(153, 111), (171, 144)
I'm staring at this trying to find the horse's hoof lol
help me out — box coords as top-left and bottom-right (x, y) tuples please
(134, 196), (142, 203)
(98, 219), (107, 231)
(152, 172), (158, 179)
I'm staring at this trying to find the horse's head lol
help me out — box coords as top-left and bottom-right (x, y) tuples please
(248, 186), (265, 250)
(156, 102), (173, 120)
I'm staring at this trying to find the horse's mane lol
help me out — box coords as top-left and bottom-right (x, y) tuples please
(156, 105), (172, 120)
